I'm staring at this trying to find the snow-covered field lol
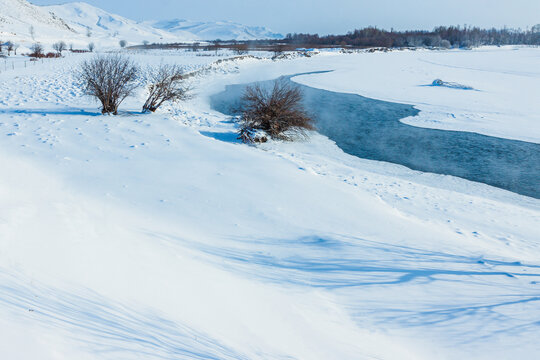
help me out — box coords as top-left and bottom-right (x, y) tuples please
(0, 46), (539, 360)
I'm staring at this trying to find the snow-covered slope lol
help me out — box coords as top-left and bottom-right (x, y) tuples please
(0, 0), (281, 50)
(0, 0), (75, 46)
(150, 19), (283, 41)
(0, 0), (196, 50)
(44, 2), (194, 47)
(0, 47), (539, 360)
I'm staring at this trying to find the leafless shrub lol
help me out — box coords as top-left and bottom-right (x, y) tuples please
(142, 64), (190, 113)
(440, 39), (451, 49)
(52, 41), (67, 54)
(238, 79), (314, 142)
(44, 52), (61, 58)
(6, 41), (16, 56)
(77, 55), (139, 115)
(88, 42), (95, 52)
(119, 40), (127, 48)
(29, 43), (44, 57)
(272, 44), (287, 59)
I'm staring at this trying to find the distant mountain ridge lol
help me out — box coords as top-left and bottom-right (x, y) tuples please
(148, 19), (283, 41)
(0, 0), (282, 50)
(43, 2), (190, 44)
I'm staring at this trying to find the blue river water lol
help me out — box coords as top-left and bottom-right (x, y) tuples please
(210, 75), (540, 199)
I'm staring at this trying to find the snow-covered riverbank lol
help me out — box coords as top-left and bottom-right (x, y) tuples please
(1, 47), (539, 360)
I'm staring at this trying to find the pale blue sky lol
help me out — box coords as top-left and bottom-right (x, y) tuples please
(31, 0), (540, 35)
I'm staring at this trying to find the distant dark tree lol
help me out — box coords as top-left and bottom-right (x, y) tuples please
(282, 25), (540, 48)
(77, 55), (139, 115)
(52, 41), (67, 54)
(29, 25), (35, 40)
(30, 43), (44, 57)
(272, 44), (287, 59)
(142, 64), (190, 112)
(88, 42), (95, 52)
(6, 41), (15, 55)
(119, 40), (127, 48)
(238, 79), (314, 142)
(440, 39), (451, 49)
(142, 40), (150, 46)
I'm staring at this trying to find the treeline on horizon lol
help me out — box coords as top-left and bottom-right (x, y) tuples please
(282, 25), (540, 48)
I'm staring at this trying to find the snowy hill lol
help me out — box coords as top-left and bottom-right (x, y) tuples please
(0, 0), (195, 50)
(0, 0), (282, 51)
(0, 0), (75, 46)
(150, 19), (283, 41)
(43, 2), (194, 47)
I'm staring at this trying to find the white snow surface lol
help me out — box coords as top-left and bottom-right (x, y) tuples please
(0, 47), (539, 360)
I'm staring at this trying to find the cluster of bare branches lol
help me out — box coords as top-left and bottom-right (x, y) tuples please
(77, 55), (139, 114)
(142, 64), (190, 113)
(29, 43), (44, 57)
(238, 79), (314, 143)
(52, 41), (67, 55)
(0, 41), (18, 56)
(76, 55), (191, 115)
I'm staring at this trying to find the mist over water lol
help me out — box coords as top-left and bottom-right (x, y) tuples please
(211, 75), (540, 199)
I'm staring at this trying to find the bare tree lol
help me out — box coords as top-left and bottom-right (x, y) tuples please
(77, 55), (139, 115)
(119, 40), (127, 48)
(440, 39), (451, 49)
(88, 42), (95, 52)
(142, 64), (190, 113)
(238, 79), (314, 142)
(52, 41), (67, 54)
(6, 41), (15, 56)
(272, 44), (287, 59)
(142, 40), (150, 46)
(30, 43), (44, 58)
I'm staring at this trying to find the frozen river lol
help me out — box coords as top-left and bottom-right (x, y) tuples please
(211, 75), (540, 199)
